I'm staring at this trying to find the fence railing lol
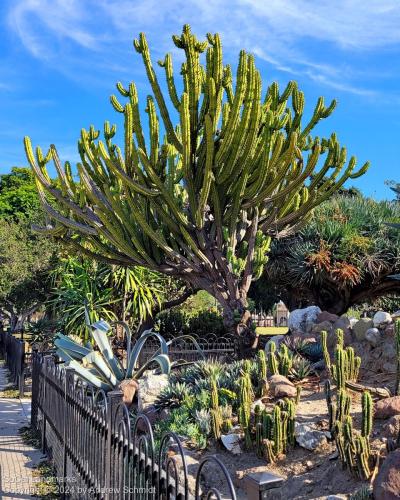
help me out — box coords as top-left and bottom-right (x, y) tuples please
(0, 329), (28, 395)
(31, 352), (237, 499)
(138, 334), (236, 366)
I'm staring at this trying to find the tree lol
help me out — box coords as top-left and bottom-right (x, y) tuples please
(24, 25), (369, 346)
(251, 195), (400, 314)
(0, 167), (41, 220)
(0, 218), (55, 331)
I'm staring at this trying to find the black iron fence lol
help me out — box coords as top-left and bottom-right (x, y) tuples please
(0, 329), (28, 395)
(138, 334), (236, 366)
(31, 353), (237, 499)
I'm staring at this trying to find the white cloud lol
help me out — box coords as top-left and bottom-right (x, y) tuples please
(6, 0), (400, 95)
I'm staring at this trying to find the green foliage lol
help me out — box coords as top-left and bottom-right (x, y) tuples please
(26, 25), (369, 329)
(0, 217), (56, 330)
(154, 407), (208, 449)
(155, 308), (226, 339)
(50, 257), (163, 341)
(253, 194), (400, 313)
(0, 167), (41, 220)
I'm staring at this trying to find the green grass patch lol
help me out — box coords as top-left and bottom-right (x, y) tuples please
(255, 326), (289, 336)
(32, 461), (60, 499)
(19, 425), (41, 448)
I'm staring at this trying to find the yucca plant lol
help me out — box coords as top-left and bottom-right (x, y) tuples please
(55, 319), (204, 391)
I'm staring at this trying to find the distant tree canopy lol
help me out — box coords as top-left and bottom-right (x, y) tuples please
(250, 194), (400, 314)
(0, 167), (41, 220)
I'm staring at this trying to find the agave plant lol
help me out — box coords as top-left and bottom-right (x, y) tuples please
(55, 320), (204, 391)
(289, 355), (312, 381)
(154, 382), (193, 411)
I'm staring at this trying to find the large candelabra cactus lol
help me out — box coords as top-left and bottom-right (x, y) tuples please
(24, 25), (369, 344)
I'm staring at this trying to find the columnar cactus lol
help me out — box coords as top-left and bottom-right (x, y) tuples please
(267, 343), (279, 375)
(210, 377), (222, 440)
(238, 370), (253, 448)
(256, 349), (268, 395)
(396, 320), (400, 396)
(321, 330), (331, 376)
(361, 390), (373, 440)
(24, 24), (370, 343)
(278, 344), (292, 376)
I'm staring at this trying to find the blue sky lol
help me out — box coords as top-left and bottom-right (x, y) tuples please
(0, 0), (399, 199)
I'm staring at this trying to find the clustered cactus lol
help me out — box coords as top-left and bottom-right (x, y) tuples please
(334, 391), (374, 479)
(255, 399), (297, 462)
(324, 330), (375, 480)
(322, 329), (361, 388)
(395, 320), (400, 396)
(267, 342), (293, 377)
(210, 377), (223, 440)
(238, 360), (254, 449)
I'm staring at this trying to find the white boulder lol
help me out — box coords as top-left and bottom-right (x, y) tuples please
(288, 306), (321, 334)
(373, 311), (392, 328)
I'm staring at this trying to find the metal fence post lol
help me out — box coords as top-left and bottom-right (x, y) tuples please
(62, 367), (74, 500)
(18, 340), (25, 397)
(105, 390), (123, 500)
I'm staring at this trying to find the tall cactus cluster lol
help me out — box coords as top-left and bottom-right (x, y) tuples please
(321, 329), (361, 388)
(238, 360), (254, 448)
(257, 349), (268, 396)
(334, 391), (374, 479)
(324, 330), (375, 480)
(267, 342), (293, 376)
(255, 399), (297, 462)
(395, 320), (400, 396)
(24, 24), (370, 337)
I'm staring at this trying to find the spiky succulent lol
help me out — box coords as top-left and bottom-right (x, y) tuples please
(289, 355), (312, 381)
(154, 382), (193, 410)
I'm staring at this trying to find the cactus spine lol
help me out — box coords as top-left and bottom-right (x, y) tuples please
(25, 24), (370, 344)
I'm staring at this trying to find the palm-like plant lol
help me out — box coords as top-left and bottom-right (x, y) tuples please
(251, 194), (400, 314)
(49, 257), (165, 341)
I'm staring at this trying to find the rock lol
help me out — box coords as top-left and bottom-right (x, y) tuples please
(373, 311), (392, 328)
(348, 317), (358, 329)
(332, 317), (352, 344)
(311, 321), (334, 336)
(327, 496), (347, 500)
(317, 311), (339, 323)
(392, 310), (400, 319)
(384, 324), (396, 338)
(119, 378), (139, 405)
(137, 371), (169, 413)
(268, 374), (297, 398)
(375, 396), (400, 419)
(288, 306), (321, 334)
(373, 449), (400, 500)
(382, 342), (397, 359)
(221, 432), (242, 455)
(383, 415), (400, 438)
(353, 318), (373, 341)
(295, 423), (330, 451)
(365, 327), (381, 346)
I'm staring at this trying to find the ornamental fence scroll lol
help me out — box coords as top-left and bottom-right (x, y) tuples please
(31, 352), (237, 500)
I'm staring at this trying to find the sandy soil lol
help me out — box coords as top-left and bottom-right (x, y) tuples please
(207, 373), (388, 500)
